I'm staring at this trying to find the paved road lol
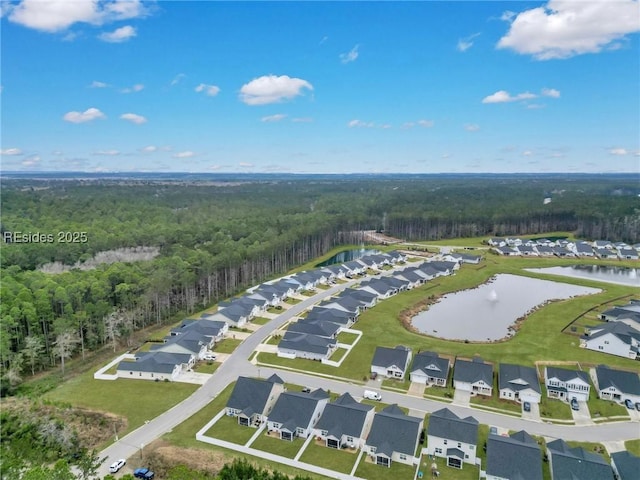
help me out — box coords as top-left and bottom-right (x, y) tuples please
(98, 271), (640, 477)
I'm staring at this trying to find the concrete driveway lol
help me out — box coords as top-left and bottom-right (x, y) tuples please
(408, 382), (426, 397)
(521, 401), (541, 422)
(571, 401), (594, 425)
(453, 389), (471, 406)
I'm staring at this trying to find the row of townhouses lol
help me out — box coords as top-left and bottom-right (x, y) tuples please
(488, 237), (640, 260)
(581, 299), (640, 359)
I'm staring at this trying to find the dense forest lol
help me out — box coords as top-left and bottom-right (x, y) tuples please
(1, 174), (638, 396)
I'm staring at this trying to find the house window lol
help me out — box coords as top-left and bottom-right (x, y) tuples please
(443, 439), (447, 445)
(599, 346), (604, 350)
(604, 341), (609, 345)
(435, 448), (442, 454)
(458, 442), (461, 448)
(399, 454), (407, 461)
(321, 430), (328, 437)
(370, 447), (377, 454)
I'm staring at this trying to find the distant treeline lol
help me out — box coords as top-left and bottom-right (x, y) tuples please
(1, 176), (638, 391)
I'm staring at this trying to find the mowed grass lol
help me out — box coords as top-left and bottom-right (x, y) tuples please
(588, 396), (629, 419)
(355, 456), (416, 480)
(204, 414), (256, 445)
(252, 316), (272, 325)
(414, 455), (479, 480)
(259, 256), (639, 384)
(215, 338), (243, 354)
(299, 441), (359, 474)
(45, 371), (198, 439)
(249, 433), (305, 458)
(539, 386), (573, 420)
(337, 331), (360, 344)
(625, 439), (640, 455)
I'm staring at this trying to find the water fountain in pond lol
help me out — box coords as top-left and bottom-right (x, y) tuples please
(488, 289), (498, 302)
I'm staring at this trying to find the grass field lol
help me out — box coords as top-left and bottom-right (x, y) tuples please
(252, 316), (272, 325)
(193, 361), (219, 374)
(336, 331), (360, 344)
(414, 455), (479, 480)
(214, 338), (243, 354)
(470, 392), (522, 414)
(355, 456), (417, 480)
(588, 396), (629, 419)
(539, 387), (573, 420)
(299, 441), (359, 474)
(249, 433), (305, 458)
(625, 439), (640, 455)
(45, 372), (198, 441)
(204, 414), (256, 445)
(329, 347), (349, 362)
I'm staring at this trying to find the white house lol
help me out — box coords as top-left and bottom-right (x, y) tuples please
(453, 357), (494, 396)
(593, 365), (640, 404)
(266, 389), (330, 440)
(581, 322), (640, 359)
(544, 366), (591, 402)
(426, 408), (478, 469)
(371, 345), (412, 379)
(409, 351), (450, 387)
(313, 393), (375, 450)
(226, 375), (285, 427)
(116, 351), (194, 381)
(498, 363), (541, 404)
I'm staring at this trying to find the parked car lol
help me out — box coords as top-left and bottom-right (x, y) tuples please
(523, 401), (531, 412)
(134, 467), (155, 479)
(202, 353), (217, 361)
(363, 390), (382, 401)
(301, 387), (311, 393)
(109, 459), (126, 473)
(570, 398), (579, 411)
(624, 399), (634, 409)
(635, 402), (640, 412)
(369, 371), (378, 380)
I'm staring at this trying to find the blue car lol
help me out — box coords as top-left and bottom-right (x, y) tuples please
(133, 468), (155, 479)
(624, 399), (634, 410)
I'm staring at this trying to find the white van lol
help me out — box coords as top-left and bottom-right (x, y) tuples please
(363, 390), (382, 401)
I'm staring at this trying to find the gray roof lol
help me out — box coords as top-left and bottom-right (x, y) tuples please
(226, 376), (279, 417)
(611, 451), (640, 480)
(396, 269), (424, 283)
(486, 431), (542, 480)
(427, 408), (478, 445)
(268, 389), (329, 431)
(305, 306), (354, 325)
(287, 320), (340, 338)
(411, 351), (450, 380)
(371, 345), (411, 370)
(545, 366), (590, 384)
(279, 331), (336, 355)
(172, 319), (226, 337)
(151, 329), (208, 355)
(585, 321), (640, 345)
(499, 363), (541, 394)
(547, 439), (613, 480)
(315, 393), (374, 439)
(454, 357), (493, 385)
(366, 404), (422, 458)
(360, 279), (397, 295)
(117, 351), (192, 374)
(595, 365), (640, 396)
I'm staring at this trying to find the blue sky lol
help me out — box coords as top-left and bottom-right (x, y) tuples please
(1, 0), (639, 173)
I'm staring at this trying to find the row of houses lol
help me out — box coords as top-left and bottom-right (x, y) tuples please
(580, 299), (640, 360)
(225, 375), (423, 468)
(488, 237), (640, 260)
(372, 349), (640, 406)
(116, 318), (228, 381)
(277, 257), (464, 361)
(223, 376), (639, 478)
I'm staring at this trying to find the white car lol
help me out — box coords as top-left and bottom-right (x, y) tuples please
(109, 459), (126, 473)
(202, 353), (217, 361)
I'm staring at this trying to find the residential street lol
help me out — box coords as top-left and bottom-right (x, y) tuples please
(98, 274), (640, 478)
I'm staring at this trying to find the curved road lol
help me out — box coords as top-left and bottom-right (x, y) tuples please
(98, 272), (640, 477)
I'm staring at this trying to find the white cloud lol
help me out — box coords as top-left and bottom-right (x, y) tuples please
(457, 33), (481, 52)
(348, 119), (375, 128)
(195, 83), (221, 96)
(7, 0), (149, 33)
(120, 113), (147, 124)
(140, 145), (157, 152)
(542, 88), (561, 98)
(239, 74), (313, 105)
(417, 119), (435, 128)
(339, 44), (360, 63)
(522, 150), (533, 156)
(89, 80), (109, 88)
(170, 73), (186, 86)
(172, 151), (195, 158)
(121, 83), (144, 93)
(609, 148), (628, 155)
(239, 162), (253, 168)
(482, 90), (537, 104)
(261, 114), (287, 122)
(1, 148), (23, 155)
(99, 25), (136, 43)
(465, 123), (480, 132)
(93, 149), (120, 156)
(22, 155), (41, 167)
(63, 107), (106, 123)
(292, 117), (313, 123)
(497, 0), (640, 60)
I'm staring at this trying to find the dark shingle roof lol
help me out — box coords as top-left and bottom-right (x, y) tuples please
(545, 366), (590, 384)
(585, 321), (640, 345)
(287, 320), (340, 338)
(268, 389), (329, 431)
(499, 363), (541, 394)
(315, 393), (374, 439)
(547, 439), (614, 480)
(454, 357), (493, 385)
(611, 451), (640, 480)
(226, 376), (279, 417)
(595, 365), (640, 396)
(371, 345), (411, 370)
(427, 408), (478, 445)
(117, 351), (192, 374)
(486, 431), (542, 480)
(366, 404), (422, 458)
(411, 351), (450, 380)
(279, 332), (336, 355)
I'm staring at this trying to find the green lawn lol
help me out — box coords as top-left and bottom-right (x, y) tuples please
(382, 378), (411, 392)
(204, 414), (258, 445)
(249, 433), (305, 458)
(470, 392), (522, 415)
(336, 331), (360, 344)
(215, 338), (243, 354)
(329, 347), (349, 362)
(266, 333), (283, 345)
(566, 441), (610, 463)
(286, 297), (302, 305)
(299, 441), (359, 474)
(625, 439), (640, 455)
(355, 456), (416, 480)
(539, 387), (573, 420)
(414, 455), (479, 480)
(45, 372), (198, 441)
(423, 384), (455, 402)
(252, 316), (272, 325)
(193, 361), (219, 374)
(588, 396), (629, 419)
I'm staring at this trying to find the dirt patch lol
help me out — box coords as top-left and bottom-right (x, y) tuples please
(144, 440), (228, 477)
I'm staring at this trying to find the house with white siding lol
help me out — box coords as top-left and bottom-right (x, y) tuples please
(426, 408), (478, 469)
(370, 345), (412, 379)
(498, 363), (541, 404)
(266, 389), (330, 440)
(116, 351), (194, 381)
(453, 357), (494, 396)
(226, 375), (285, 427)
(314, 393), (375, 450)
(409, 351), (450, 387)
(581, 321), (640, 359)
(544, 366), (591, 402)
(593, 364), (640, 404)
